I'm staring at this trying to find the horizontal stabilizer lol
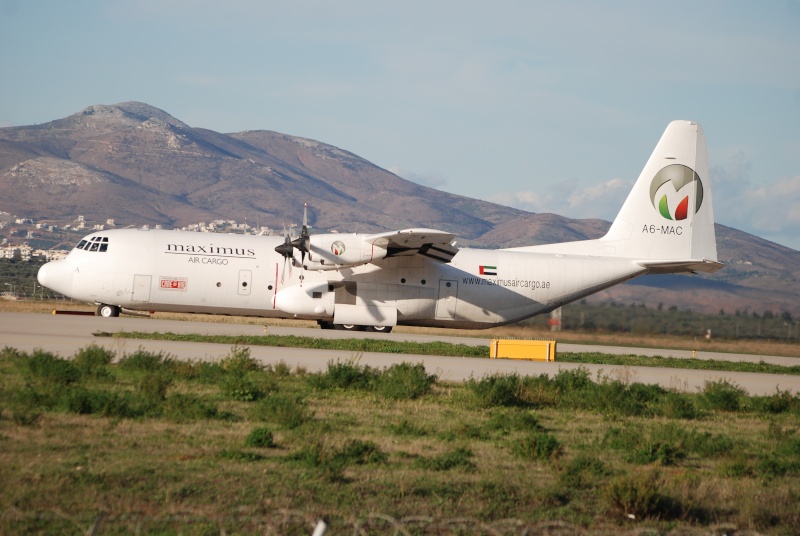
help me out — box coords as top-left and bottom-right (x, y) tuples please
(637, 258), (725, 274)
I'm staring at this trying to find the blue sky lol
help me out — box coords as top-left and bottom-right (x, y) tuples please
(2, 0), (799, 250)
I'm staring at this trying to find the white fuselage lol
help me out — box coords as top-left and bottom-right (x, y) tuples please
(37, 121), (724, 329)
(38, 228), (647, 329)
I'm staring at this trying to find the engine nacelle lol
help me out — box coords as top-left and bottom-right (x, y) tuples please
(273, 282), (334, 316)
(304, 233), (388, 270)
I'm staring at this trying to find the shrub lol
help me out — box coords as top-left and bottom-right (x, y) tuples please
(601, 424), (640, 452)
(138, 372), (173, 402)
(513, 430), (561, 463)
(574, 379), (666, 417)
(285, 439), (387, 482)
(629, 441), (685, 466)
(686, 430), (736, 458)
(467, 373), (524, 407)
(187, 361), (226, 384)
(604, 470), (679, 520)
(335, 439), (388, 465)
(659, 392), (698, 419)
(418, 447), (476, 472)
(375, 362), (436, 400)
(486, 409), (541, 433)
(560, 455), (609, 489)
(219, 346), (261, 373)
(755, 389), (797, 414)
(118, 349), (175, 373)
(221, 372), (266, 402)
(518, 374), (559, 407)
(244, 427), (275, 448)
(251, 394), (311, 429)
(757, 455), (796, 478)
(553, 367), (593, 394)
(701, 380), (747, 412)
(72, 345), (114, 379)
(26, 350), (79, 385)
(1, 346), (27, 364)
(66, 387), (141, 418)
(264, 360), (293, 377)
(164, 394), (221, 421)
(309, 360), (378, 391)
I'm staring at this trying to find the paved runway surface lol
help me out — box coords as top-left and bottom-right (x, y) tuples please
(2, 311), (799, 395)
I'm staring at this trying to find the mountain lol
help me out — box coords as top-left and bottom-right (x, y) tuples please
(1, 102), (798, 317)
(0, 102), (524, 239)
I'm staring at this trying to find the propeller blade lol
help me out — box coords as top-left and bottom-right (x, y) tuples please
(274, 203), (313, 278)
(275, 239), (293, 258)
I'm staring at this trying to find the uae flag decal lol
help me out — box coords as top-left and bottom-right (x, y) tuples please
(479, 265), (497, 276)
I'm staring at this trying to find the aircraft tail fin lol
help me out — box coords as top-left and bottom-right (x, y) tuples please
(600, 120), (722, 272)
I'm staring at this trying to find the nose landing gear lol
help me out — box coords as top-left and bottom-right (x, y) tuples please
(97, 304), (121, 318)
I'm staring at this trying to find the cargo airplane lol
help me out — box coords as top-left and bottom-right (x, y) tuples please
(38, 121), (723, 332)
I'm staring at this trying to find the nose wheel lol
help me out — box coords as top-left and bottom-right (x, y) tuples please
(97, 304), (121, 318)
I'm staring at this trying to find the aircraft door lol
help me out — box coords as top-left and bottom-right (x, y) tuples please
(132, 274), (152, 302)
(435, 280), (458, 320)
(238, 270), (252, 296)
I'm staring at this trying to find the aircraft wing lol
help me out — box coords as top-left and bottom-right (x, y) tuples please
(365, 228), (459, 263)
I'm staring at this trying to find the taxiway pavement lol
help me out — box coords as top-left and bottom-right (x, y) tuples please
(2, 311), (798, 396)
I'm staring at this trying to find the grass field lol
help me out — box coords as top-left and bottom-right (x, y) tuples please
(3, 344), (800, 535)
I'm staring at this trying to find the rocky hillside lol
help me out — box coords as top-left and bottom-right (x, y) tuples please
(1, 102), (798, 316)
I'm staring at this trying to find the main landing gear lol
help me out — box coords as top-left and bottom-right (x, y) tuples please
(318, 321), (393, 333)
(96, 304), (121, 317)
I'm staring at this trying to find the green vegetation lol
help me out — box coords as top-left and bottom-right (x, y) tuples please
(97, 330), (800, 375)
(97, 330), (488, 357)
(523, 298), (798, 340)
(0, 257), (65, 299)
(3, 345), (800, 534)
(557, 352), (800, 375)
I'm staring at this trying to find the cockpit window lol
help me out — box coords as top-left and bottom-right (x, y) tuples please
(77, 236), (110, 253)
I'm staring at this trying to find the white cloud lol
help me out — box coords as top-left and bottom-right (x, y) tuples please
(566, 177), (631, 214)
(487, 177), (632, 221)
(711, 152), (800, 249)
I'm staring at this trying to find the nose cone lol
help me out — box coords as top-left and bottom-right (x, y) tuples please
(38, 259), (74, 297)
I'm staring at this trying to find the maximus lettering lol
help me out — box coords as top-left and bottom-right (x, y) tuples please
(166, 244), (256, 256)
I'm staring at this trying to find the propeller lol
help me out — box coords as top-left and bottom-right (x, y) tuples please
(290, 203), (312, 266)
(274, 203), (312, 283)
(274, 222), (297, 282)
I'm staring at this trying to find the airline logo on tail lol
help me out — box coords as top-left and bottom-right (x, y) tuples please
(649, 164), (704, 221)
